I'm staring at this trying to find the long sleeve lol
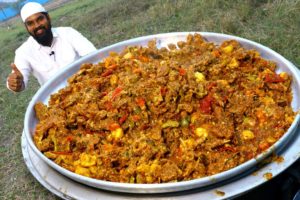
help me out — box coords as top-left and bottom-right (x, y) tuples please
(6, 49), (32, 91)
(14, 50), (32, 88)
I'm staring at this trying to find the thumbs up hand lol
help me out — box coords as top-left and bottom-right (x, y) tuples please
(7, 63), (24, 92)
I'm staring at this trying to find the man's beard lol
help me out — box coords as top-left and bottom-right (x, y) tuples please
(31, 25), (53, 46)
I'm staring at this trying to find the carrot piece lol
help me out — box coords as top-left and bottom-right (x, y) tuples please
(65, 135), (74, 141)
(138, 55), (149, 62)
(212, 50), (221, 57)
(111, 87), (122, 100)
(132, 115), (141, 122)
(179, 68), (186, 76)
(101, 69), (113, 77)
(108, 122), (120, 131)
(259, 142), (270, 151)
(119, 113), (128, 124)
(136, 97), (146, 109)
(160, 87), (168, 96)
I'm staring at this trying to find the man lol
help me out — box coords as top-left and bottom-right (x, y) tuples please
(7, 2), (97, 92)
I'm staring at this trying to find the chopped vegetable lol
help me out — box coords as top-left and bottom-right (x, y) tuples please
(78, 153), (97, 167)
(180, 118), (189, 127)
(108, 122), (120, 131)
(110, 74), (118, 86)
(111, 127), (124, 139)
(264, 73), (285, 83)
(119, 113), (128, 124)
(136, 97), (146, 110)
(195, 127), (208, 143)
(242, 130), (255, 140)
(124, 52), (133, 59)
(101, 69), (113, 77)
(199, 95), (213, 114)
(179, 68), (186, 76)
(111, 87), (122, 100)
(162, 120), (180, 128)
(194, 72), (206, 82)
(228, 58), (239, 68)
(222, 45), (234, 53)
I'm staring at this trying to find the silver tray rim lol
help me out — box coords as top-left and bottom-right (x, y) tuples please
(24, 32), (300, 193)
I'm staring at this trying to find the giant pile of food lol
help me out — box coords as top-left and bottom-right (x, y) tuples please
(34, 34), (296, 183)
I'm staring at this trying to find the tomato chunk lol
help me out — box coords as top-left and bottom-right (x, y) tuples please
(264, 74), (284, 83)
(199, 95), (213, 114)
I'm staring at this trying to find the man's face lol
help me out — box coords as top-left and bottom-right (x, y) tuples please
(24, 12), (53, 46)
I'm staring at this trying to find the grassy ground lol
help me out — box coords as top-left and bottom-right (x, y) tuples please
(0, 0), (299, 199)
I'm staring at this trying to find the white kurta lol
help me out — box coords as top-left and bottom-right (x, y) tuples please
(8, 27), (96, 89)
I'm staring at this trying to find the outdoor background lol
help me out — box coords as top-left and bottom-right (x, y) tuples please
(0, 0), (299, 199)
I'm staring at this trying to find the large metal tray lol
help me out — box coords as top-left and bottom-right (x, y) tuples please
(24, 32), (300, 193)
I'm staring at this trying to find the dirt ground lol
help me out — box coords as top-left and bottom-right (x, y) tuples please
(43, 0), (73, 11)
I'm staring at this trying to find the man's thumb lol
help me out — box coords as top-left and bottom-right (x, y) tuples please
(11, 63), (22, 75)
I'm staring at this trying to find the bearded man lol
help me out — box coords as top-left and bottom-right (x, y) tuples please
(7, 2), (96, 92)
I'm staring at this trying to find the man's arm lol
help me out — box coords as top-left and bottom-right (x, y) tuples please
(7, 50), (32, 92)
(7, 63), (25, 92)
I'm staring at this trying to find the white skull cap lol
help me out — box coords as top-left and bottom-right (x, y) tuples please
(20, 2), (47, 22)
